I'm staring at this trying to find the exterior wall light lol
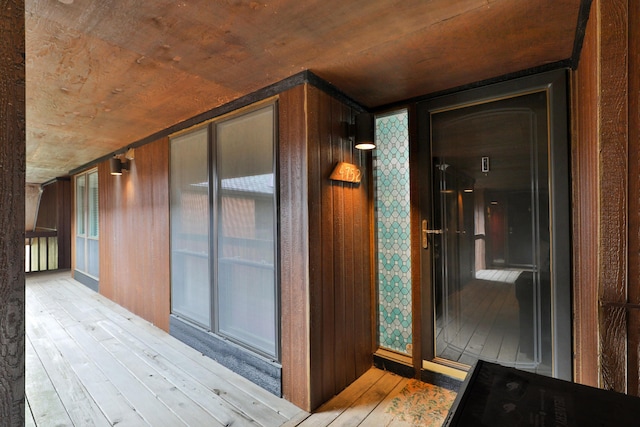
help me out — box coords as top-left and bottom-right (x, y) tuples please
(354, 113), (375, 150)
(109, 148), (134, 175)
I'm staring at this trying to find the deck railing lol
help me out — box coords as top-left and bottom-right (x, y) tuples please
(25, 230), (59, 273)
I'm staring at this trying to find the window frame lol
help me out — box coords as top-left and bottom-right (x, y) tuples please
(169, 100), (280, 361)
(75, 168), (99, 279)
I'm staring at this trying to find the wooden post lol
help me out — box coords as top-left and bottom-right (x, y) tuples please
(0, 0), (26, 424)
(573, 0), (640, 394)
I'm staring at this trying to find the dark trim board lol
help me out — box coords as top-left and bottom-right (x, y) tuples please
(570, 0), (594, 70)
(373, 353), (463, 393)
(374, 62), (572, 113)
(170, 315), (282, 397)
(73, 270), (99, 292)
(420, 369), (463, 393)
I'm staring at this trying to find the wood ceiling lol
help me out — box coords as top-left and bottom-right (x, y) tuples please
(26, 0), (585, 183)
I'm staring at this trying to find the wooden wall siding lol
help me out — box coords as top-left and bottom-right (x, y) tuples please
(628, 0), (640, 396)
(36, 179), (71, 268)
(306, 85), (372, 409)
(279, 84), (311, 410)
(278, 84), (373, 411)
(0, 0), (25, 422)
(571, 0), (600, 388)
(98, 138), (171, 332)
(599, 0), (629, 393)
(25, 183), (41, 231)
(572, 0), (640, 394)
(36, 181), (57, 230)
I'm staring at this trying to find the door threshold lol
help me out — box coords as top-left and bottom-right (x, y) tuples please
(422, 360), (468, 381)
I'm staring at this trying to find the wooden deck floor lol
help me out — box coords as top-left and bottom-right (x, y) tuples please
(26, 271), (457, 426)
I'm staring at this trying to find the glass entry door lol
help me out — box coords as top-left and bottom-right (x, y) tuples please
(420, 71), (571, 380)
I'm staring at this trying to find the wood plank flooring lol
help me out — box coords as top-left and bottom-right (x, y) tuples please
(293, 369), (457, 427)
(26, 271), (305, 426)
(26, 271), (457, 426)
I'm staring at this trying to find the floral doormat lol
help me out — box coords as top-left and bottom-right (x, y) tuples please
(385, 379), (457, 426)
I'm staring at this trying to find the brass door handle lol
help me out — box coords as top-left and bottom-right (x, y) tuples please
(422, 220), (443, 249)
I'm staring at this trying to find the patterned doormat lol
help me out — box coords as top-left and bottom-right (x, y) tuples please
(385, 379), (457, 426)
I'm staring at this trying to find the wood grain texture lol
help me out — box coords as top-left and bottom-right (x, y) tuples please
(0, 0), (26, 424)
(278, 85), (311, 410)
(600, 304), (628, 391)
(279, 84), (373, 411)
(36, 179), (71, 268)
(306, 85), (373, 409)
(97, 138), (171, 331)
(628, 0), (640, 396)
(26, 272), (305, 427)
(598, 0), (628, 305)
(598, 0), (629, 393)
(408, 105), (424, 375)
(573, 0), (640, 394)
(24, 0), (583, 183)
(570, 0), (600, 388)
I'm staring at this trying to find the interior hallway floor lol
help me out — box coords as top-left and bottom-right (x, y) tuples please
(25, 271), (456, 426)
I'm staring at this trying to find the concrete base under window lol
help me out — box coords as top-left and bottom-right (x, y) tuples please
(74, 270), (99, 292)
(169, 314), (282, 396)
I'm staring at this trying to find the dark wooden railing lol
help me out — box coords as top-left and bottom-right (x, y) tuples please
(25, 230), (58, 273)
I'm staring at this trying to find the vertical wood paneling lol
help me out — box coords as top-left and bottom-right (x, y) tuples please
(98, 138), (170, 331)
(598, 0), (628, 304)
(573, 0), (640, 394)
(310, 86), (373, 408)
(36, 182), (59, 230)
(598, 0), (629, 393)
(330, 95), (347, 395)
(279, 84), (373, 411)
(278, 85), (311, 410)
(354, 143), (373, 378)
(309, 85), (332, 406)
(571, 0), (600, 387)
(408, 105), (426, 374)
(340, 100), (357, 387)
(36, 179), (71, 269)
(57, 179), (72, 269)
(0, 0), (25, 423)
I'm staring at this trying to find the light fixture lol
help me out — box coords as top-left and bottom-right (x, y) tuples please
(109, 154), (131, 175)
(354, 113), (375, 150)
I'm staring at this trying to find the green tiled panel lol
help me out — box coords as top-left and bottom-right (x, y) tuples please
(375, 110), (412, 354)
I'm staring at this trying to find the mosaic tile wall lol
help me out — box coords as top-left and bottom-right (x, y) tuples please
(375, 110), (412, 354)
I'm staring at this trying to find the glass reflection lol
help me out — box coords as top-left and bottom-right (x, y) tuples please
(431, 91), (552, 376)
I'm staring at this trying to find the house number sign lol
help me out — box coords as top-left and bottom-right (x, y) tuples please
(329, 162), (362, 184)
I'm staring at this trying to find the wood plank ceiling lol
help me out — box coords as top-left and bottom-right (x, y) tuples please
(25, 0), (584, 183)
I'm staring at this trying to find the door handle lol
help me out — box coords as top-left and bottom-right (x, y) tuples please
(422, 220), (443, 249)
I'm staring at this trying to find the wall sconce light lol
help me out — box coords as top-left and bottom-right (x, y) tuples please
(354, 113), (375, 150)
(109, 156), (128, 175)
(109, 148), (135, 176)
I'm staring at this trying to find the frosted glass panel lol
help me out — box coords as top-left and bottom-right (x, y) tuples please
(170, 127), (211, 327)
(216, 105), (277, 357)
(88, 171), (99, 238)
(375, 110), (412, 354)
(76, 175), (86, 235)
(88, 239), (99, 278)
(76, 237), (86, 271)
